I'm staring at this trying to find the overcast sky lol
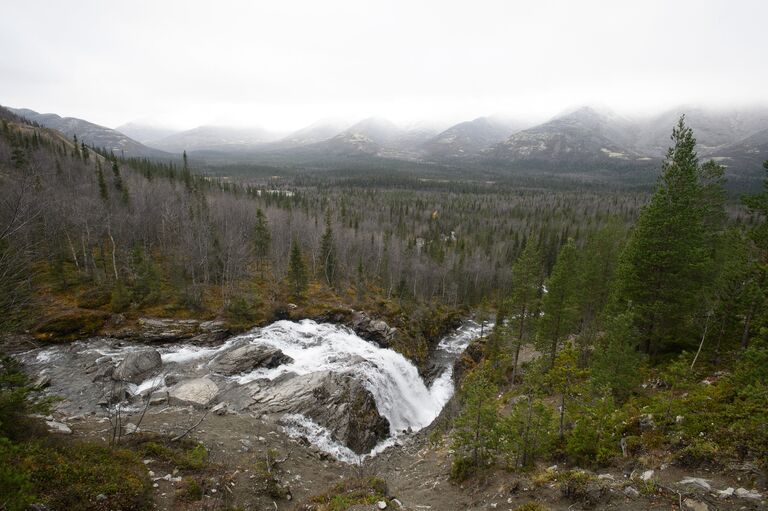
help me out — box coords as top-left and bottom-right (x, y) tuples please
(1, 0), (766, 131)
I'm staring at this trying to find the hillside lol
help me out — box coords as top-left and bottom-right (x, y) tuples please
(7, 107), (173, 159)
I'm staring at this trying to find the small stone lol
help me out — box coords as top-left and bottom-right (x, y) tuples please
(735, 487), (762, 500)
(96, 494), (107, 501)
(679, 477), (711, 491)
(683, 498), (708, 511)
(123, 423), (139, 435)
(152, 483), (159, 488)
(676, 415), (684, 423)
(624, 486), (640, 498)
(46, 420), (72, 435)
(598, 474), (615, 480)
(641, 469), (654, 481)
(718, 487), (734, 499)
(377, 501), (387, 510)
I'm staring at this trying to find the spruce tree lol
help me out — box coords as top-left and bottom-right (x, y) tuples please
(537, 238), (579, 368)
(252, 209), (271, 278)
(508, 238), (543, 383)
(612, 117), (725, 356)
(319, 213), (337, 287)
(287, 239), (308, 299)
(451, 362), (499, 475)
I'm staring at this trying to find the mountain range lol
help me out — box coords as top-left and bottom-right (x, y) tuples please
(7, 108), (171, 159)
(7, 104), (768, 183)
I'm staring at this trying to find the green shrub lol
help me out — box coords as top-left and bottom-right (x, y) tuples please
(675, 440), (720, 468)
(513, 504), (549, 511)
(450, 456), (475, 482)
(175, 476), (204, 502)
(306, 477), (387, 511)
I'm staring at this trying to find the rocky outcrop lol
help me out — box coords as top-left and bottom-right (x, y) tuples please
(168, 377), (219, 407)
(318, 309), (398, 348)
(112, 349), (162, 383)
(209, 344), (293, 375)
(244, 371), (389, 454)
(112, 317), (230, 344)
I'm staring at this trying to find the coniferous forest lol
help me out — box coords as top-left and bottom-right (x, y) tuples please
(1, 101), (767, 511)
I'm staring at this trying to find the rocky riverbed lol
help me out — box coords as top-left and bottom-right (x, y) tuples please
(17, 318), (485, 460)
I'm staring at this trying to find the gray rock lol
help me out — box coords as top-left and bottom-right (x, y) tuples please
(683, 498), (708, 511)
(209, 344), (292, 375)
(33, 374), (51, 389)
(641, 469), (654, 481)
(624, 486), (640, 498)
(46, 420), (72, 434)
(168, 377), (219, 407)
(718, 487), (734, 499)
(112, 349), (162, 384)
(679, 477), (711, 491)
(377, 500), (387, 510)
(735, 487), (762, 500)
(247, 370), (389, 454)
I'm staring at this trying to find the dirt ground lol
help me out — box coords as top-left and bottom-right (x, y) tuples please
(64, 404), (765, 511)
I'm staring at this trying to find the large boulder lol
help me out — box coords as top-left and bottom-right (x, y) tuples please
(209, 344), (293, 375)
(246, 371), (389, 454)
(112, 349), (162, 383)
(168, 377), (219, 407)
(351, 312), (398, 348)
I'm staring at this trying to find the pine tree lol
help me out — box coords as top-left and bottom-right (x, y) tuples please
(96, 161), (109, 204)
(508, 238), (543, 383)
(590, 312), (643, 402)
(537, 238), (579, 368)
(252, 209), (271, 278)
(286, 239), (308, 299)
(319, 213), (337, 287)
(612, 117), (725, 356)
(739, 160), (768, 349)
(451, 362), (499, 475)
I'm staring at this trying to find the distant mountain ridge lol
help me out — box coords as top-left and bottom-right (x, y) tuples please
(8, 107), (171, 159)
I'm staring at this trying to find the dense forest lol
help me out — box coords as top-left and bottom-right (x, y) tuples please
(1, 106), (766, 509)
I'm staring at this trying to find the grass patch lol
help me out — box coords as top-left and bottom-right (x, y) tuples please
(2, 437), (152, 511)
(298, 477), (387, 511)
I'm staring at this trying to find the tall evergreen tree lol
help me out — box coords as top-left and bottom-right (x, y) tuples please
(286, 238), (308, 299)
(319, 213), (337, 287)
(612, 117), (725, 356)
(738, 160), (768, 349)
(537, 238), (579, 368)
(252, 208), (271, 278)
(507, 238), (543, 383)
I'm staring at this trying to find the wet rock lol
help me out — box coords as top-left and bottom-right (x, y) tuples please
(112, 349), (162, 383)
(33, 374), (51, 389)
(168, 377), (219, 407)
(247, 370), (389, 454)
(351, 312), (398, 348)
(46, 420), (72, 434)
(113, 317), (229, 344)
(683, 498), (708, 511)
(209, 344), (293, 375)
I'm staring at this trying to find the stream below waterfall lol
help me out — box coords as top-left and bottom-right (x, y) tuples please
(18, 319), (487, 463)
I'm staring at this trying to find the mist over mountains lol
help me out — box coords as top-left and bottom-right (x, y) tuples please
(8, 104), (768, 186)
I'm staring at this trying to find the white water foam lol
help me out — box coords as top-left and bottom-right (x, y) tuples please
(227, 319), (482, 435)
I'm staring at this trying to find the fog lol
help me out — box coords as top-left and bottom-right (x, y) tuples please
(1, 0), (766, 131)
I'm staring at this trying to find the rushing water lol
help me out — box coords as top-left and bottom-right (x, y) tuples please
(20, 319), (487, 463)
